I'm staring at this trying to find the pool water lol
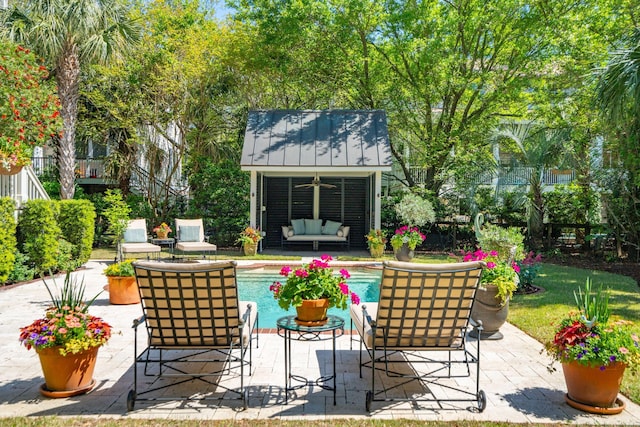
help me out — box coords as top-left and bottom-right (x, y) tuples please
(236, 268), (382, 328)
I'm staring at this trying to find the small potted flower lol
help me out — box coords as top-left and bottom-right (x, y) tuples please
(545, 278), (640, 414)
(153, 222), (172, 239)
(391, 192), (435, 261)
(390, 226), (426, 261)
(19, 272), (112, 397)
(237, 226), (263, 256)
(270, 254), (360, 326)
(365, 229), (387, 258)
(103, 259), (138, 305)
(460, 248), (520, 339)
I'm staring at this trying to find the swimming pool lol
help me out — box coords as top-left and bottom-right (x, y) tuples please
(236, 267), (382, 328)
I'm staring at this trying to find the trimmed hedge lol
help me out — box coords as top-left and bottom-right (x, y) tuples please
(59, 200), (96, 265)
(18, 200), (61, 275)
(0, 197), (17, 283)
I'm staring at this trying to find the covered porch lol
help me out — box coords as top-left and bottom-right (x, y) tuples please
(241, 110), (393, 250)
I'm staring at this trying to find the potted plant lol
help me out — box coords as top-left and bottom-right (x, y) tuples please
(270, 254), (360, 326)
(391, 193), (435, 261)
(546, 278), (640, 414)
(460, 248), (520, 340)
(365, 229), (387, 258)
(18, 271), (112, 397)
(152, 222), (172, 239)
(103, 259), (139, 305)
(237, 226), (262, 256)
(390, 226), (426, 260)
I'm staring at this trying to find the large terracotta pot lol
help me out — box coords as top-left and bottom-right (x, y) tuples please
(295, 298), (329, 326)
(107, 276), (140, 305)
(562, 361), (626, 414)
(369, 245), (384, 258)
(156, 230), (169, 239)
(243, 243), (258, 256)
(37, 346), (99, 397)
(469, 284), (508, 340)
(394, 243), (414, 261)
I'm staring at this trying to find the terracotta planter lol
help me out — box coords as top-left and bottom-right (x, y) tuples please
(394, 243), (414, 261)
(562, 361), (626, 414)
(369, 245), (384, 258)
(156, 231), (169, 239)
(0, 164), (23, 176)
(37, 346), (98, 397)
(295, 298), (329, 326)
(469, 284), (508, 340)
(243, 243), (258, 256)
(107, 276), (140, 305)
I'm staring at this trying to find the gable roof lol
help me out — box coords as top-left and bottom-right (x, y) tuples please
(241, 110), (393, 172)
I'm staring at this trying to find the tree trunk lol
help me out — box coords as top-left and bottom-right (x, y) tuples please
(56, 44), (80, 200)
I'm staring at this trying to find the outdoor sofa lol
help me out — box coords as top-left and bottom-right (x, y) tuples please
(281, 218), (350, 250)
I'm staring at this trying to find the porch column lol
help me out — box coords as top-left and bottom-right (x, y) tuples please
(250, 170), (257, 226)
(374, 171), (382, 229)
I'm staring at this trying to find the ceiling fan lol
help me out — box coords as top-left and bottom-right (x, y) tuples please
(294, 177), (336, 189)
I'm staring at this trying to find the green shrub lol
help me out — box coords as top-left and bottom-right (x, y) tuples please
(59, 200), (96, 265)
(56, 239), (79, 272)
(18, 200), (61, 275)
(7, 252), (36, 284)
(186, 158), (249, 246)
(0, 197), (17, 284)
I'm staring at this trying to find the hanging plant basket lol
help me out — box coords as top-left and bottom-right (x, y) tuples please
(0, 164), (23, 176)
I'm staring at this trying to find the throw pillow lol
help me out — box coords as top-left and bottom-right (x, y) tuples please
(179, 225), (201, 242)
(123, 228), (147, 243)
(288, 230), (294, 237)
(305, 219), (323, 235)
(322, 220), (342, 235)
(291, 219), (306, 235)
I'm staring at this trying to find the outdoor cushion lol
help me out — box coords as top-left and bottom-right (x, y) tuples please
(337, 226), (350, 238)
(291, 219), (306, 235)
(179, 225), (201, 242)
(288, 230), (294, 237)
(322, 220), (342, 235)
(124, 228), (147, 243)
(305, 219), (323, 235)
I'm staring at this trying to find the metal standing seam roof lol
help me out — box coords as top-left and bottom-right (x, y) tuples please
(240, 110), (393, 171)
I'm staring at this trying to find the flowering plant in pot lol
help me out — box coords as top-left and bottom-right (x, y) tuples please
(19, 272), (112, 396)
(152, 222), (172, 238)
(545, 278), (640, 413)
(103, 259), (138, 305)
(237, 226), (263, 255)
(270, 254), (360, 325)
(390, 226), (426, 251)
(366, 229), (387, 257)
(458, 248), (520, 340)
(461, 249), (519, 305)
(390, 192), (434, 260)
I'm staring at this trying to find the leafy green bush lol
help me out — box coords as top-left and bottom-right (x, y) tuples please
(7, 252), (35, 284)
(0, 197), (17, 284)
(186, 158), (250, 246)
(18, 200), (61, 275)
(59, 200), (96, 265)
